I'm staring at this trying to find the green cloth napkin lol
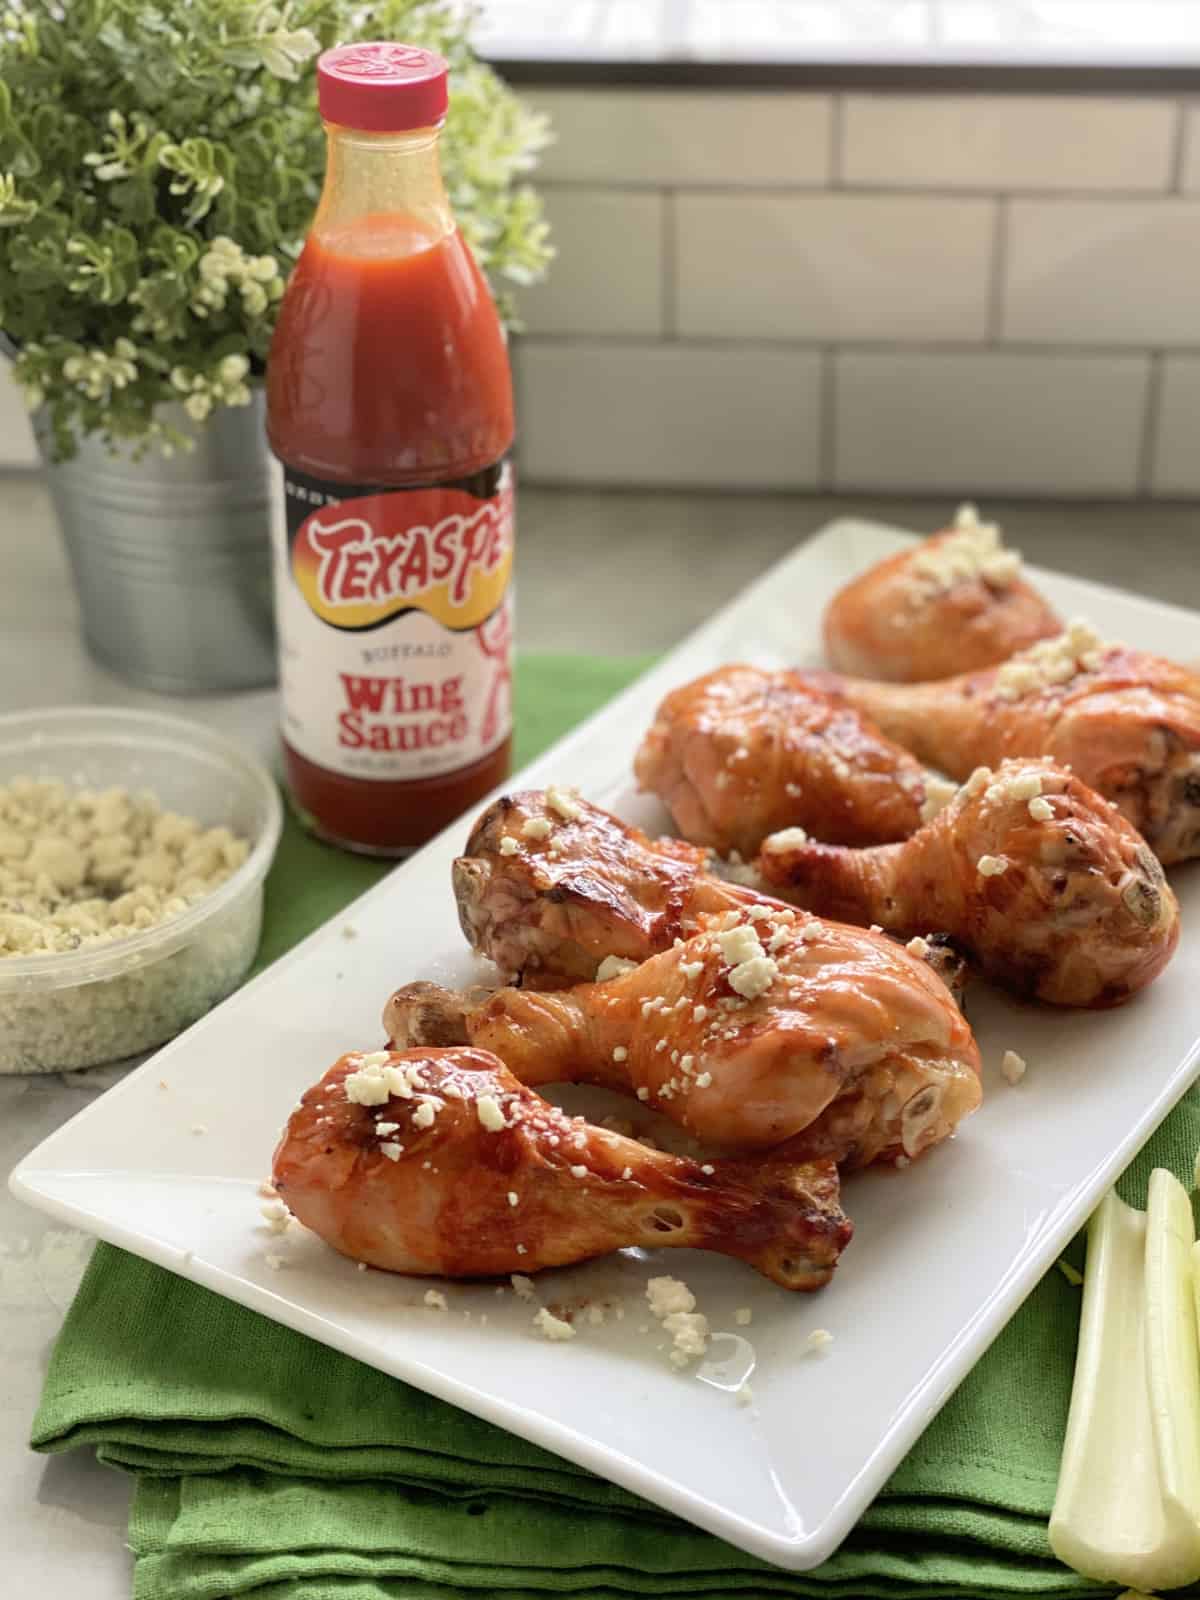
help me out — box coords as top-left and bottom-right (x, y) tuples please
(30, 652), (1186, 1600)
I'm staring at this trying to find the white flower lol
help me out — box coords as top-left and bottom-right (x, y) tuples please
(183, 392), (213, 422)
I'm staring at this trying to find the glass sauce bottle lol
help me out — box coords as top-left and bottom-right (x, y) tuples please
(266, 42), (515, 855)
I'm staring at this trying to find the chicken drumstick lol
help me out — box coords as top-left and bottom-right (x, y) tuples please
(387, 909), (982, 1171)
(759, 758), (1179, 1008)
(454, 788), (767, 988)
(273, 1048), (852, 1289)
(633, 664), (927, 858)
(822, 623), (1200, 865)
(454, 788), (970, 1003)
(823, 504), (1060, 682)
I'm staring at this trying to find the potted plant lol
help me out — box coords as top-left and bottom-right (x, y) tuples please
(0, 0), (551, 692)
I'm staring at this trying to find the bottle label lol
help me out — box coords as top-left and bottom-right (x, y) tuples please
(269, 458), (514, 782)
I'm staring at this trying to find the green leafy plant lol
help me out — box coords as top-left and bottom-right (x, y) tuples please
(0, 0), (552, 457)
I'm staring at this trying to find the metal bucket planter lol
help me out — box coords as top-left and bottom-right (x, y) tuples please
(37, 393), (277, 694)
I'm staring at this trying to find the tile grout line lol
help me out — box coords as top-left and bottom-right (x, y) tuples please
(1169, 98), (1189, 193)
(986, 196), (1008, 344)
(829, 94), (844, 188)
(518, 332), (1187, 358)
(661, 189), (677, 340)
(819, 348), (838, 492)
(533, 177), (1191, 201)
(1136, 351), (1165, 497)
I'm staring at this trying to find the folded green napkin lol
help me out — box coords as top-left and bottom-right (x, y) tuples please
(31, 652), (1185, 1600)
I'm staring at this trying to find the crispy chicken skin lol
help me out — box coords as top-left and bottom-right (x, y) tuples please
(454, 789), (767, 988)
(822, 630), (1200, 865)
(823, 507), (1060, 682)
(633, 664), (927, 858)
(387, 909), (982, 1171)
(273, 1048), (852, 1289)
(759, 758), (1179, 1009)
(454, 789), (970, 1004)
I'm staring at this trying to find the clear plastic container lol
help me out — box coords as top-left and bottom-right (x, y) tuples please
(0, 707), (283, 1074)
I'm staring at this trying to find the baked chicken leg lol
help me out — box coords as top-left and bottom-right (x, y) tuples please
(758, 758), (1179, 1008)
(633, 664), (927, 858)
(821, 624), (1200, 865)
(455, 788), (783, 988)
(273, 1048), (853, 1289)
(387, 909), (982, 1171)
(823, 504), (1060, 682)
(453, 788), (970, 1004)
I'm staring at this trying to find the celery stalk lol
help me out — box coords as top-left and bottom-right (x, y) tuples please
(1049, 1175), (1200, 1590)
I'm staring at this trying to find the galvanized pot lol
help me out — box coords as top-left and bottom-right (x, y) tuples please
(37, 392), (277, 694)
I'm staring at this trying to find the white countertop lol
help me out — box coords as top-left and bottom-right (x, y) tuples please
(6, 469), (1197, 1595)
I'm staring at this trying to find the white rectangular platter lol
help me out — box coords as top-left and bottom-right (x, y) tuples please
(12, 518), (1200, 1570)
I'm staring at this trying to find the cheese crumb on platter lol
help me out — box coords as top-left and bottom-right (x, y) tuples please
(423, 1289), (448, 1311)
(534, 1307), (576, 1341)
(1001, 1049), (1027, 1085)
(803, 1328), (833, 1356)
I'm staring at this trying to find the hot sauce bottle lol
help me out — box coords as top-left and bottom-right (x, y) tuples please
(266, 43), (515, 854)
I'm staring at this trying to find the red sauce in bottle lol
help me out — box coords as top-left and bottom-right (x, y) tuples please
(266, 44), (515, 854)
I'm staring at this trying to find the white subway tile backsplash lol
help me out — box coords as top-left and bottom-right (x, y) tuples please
(675, 192), (994, 342)
(1004, 199), (1200, 345)
(522, 88), (832, 186)
(519, 189), (664, 337)
(842, 94), (1176, 192)
(0, 367), (36, 468)
(833, 349), (1149, 496)
(1150, 357), (1200, 495)
(514, 340), (821, 488)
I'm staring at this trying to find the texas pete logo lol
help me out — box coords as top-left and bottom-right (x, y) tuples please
(291, 480), (513, 632)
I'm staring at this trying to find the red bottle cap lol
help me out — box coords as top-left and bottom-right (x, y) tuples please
(317, 42), (449, 132)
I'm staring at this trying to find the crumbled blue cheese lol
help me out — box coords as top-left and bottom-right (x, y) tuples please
(0, 777), (249, 956)
(1001, 1049), (1027, 1085)
(994, 619), (1104, 702)
(545, 785), (583, 822)
(520, 817), (552, 841)
(534, 1307), (575, 1341)
(762, 826), (809, 854)
(498, 836), (519, 857)
(906, 936), (930, 958)
(260, 1200), (290, 1234)
(977, 854), (1009, 877)
(379, 1142), (403, 1161)
(920, 774), (959, 823)
(910, 504), (1022, 592)
(411, 1099), (438, 1129)
(612, 1045), (628, 1062)
(595, 955), (638, 981)
(476, 1095), (507, 1132)
(1029, 796), (1054, 821)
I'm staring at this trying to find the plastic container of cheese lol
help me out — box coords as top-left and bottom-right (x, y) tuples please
(0, 707), (282, 1073)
